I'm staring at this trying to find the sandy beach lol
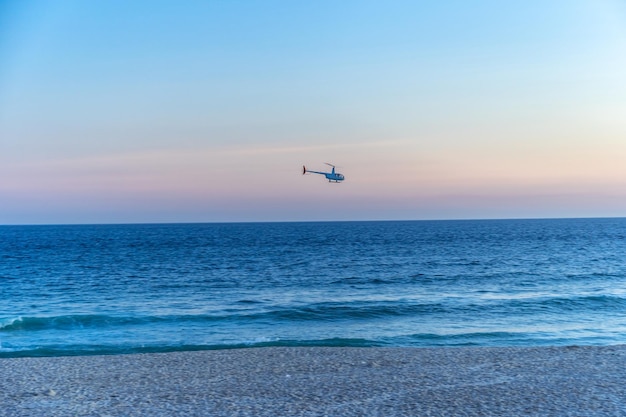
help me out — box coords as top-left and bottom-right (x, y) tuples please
(1, 346), (625, 416)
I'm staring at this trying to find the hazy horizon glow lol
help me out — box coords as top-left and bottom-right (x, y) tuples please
(2, 1), (626, 224)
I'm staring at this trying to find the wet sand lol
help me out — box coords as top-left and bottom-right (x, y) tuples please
(2, 346), (626, 416)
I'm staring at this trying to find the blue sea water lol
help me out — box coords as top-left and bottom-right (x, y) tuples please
(1, 219), (626, 357)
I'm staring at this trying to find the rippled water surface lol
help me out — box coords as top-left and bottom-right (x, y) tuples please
(2, 219), (626, 356)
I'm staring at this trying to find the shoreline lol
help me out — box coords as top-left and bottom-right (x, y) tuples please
(2, 345), (626, 416)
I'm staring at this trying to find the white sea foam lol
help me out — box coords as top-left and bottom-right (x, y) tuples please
(0, 316), (23, 330)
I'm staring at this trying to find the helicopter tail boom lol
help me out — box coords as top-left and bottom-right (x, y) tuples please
(303, 166), (326, 175)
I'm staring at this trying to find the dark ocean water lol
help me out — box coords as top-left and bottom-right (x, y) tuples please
(2, 219), (626, 357)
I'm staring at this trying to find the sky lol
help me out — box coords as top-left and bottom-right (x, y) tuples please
(1, 0), (626, 224)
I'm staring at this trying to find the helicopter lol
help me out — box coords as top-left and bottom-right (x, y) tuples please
(302, 163), (345, 183)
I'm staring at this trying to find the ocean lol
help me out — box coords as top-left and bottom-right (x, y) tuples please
(1, 218), (626, 357)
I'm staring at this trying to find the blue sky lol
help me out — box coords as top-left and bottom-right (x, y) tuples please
(1, 1), (626, 224)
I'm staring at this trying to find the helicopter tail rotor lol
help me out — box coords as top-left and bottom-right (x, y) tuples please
(302, 165), (307, 175)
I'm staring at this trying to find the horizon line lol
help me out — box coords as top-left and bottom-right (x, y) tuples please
(2, 215), (625, 227)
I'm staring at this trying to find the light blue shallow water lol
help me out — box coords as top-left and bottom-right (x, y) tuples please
(2, 219), (626, 357)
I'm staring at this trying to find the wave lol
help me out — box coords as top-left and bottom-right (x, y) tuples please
(0, 302), (448, 333)
(0, 315), (152, 332)
(257, 301), (450, 321)
(4, 329), (608, 358)
(3, 294), (624, 333)
(388, 331), (538, 346)
(502, 294), (626, 314)
(262, 295), (626, 321)
(0, 337), (383, 358)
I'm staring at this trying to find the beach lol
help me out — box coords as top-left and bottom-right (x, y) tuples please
(2, 346), (625, 416)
